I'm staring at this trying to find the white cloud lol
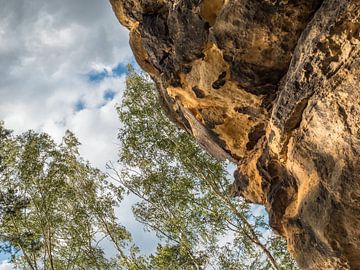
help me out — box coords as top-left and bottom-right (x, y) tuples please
(0, 0), (131, 166)
(0, 0), (158, 257)
(0, 261), (13, 270)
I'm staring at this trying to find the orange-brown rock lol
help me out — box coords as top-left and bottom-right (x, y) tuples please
(110, 0), (360, 269)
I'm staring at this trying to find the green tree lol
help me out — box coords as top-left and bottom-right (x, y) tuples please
(114, 68), (298, 270)
(0, 123), (138, 270)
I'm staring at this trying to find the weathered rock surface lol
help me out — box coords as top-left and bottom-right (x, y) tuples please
(111, 0), (360, 269)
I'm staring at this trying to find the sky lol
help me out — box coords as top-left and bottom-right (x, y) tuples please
(0, 1), (271, 268)
(0, 0), (157, 268)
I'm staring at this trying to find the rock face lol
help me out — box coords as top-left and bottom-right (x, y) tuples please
(110, 0), (360, 269)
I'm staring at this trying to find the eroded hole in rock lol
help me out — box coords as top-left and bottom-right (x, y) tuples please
(212, 71), (227, 89)
(204, 21), (211, 31)
(229, 61), (284, 95)
(200, 107), (226, 129)
(182, 65), (192, 74)
(246, 123), (266, 150)
(235, 106), (261, 118)
(170, 74), (183, 87)
(192, 86), (206, 98)
(284, 97), (310, 132)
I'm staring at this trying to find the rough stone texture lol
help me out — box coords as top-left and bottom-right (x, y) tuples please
(111, 0), (360, 269)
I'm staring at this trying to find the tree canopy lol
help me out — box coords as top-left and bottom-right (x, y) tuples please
(115, 68), (298, 270)
(0, 123), (135, 270)
(0, 67), (298, 270)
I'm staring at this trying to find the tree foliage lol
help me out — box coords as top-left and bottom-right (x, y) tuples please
(0, 123), (134, 270)
(115, 68), (299, 270)
(0, 67), (299, 270)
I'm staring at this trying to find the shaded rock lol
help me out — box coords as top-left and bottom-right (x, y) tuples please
(211, 0), (323, 94)
(111, 0), (360, 268)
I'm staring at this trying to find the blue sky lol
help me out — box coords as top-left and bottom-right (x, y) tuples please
(87, 63), (129, 83)
(0, 0), (157, 268)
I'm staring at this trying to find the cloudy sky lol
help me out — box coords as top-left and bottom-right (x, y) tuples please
(0, 0), (157, 267)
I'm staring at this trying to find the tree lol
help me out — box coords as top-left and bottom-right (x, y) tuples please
(114, 68), (298, 269)
(0, 123), (136, 270)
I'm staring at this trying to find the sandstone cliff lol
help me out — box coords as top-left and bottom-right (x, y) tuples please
(110, 0), (360, 269)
